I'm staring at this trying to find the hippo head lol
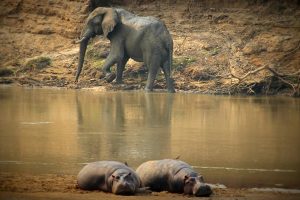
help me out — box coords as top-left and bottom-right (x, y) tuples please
(183, 175), (212, 197)
(111, 172), (137, 195)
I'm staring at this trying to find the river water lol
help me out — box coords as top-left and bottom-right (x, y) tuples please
(0, 86), (299, 189)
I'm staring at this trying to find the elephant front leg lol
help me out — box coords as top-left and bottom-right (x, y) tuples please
(102, 43), (126, 83)
(101, 55), (118, 83)
(116, 57), (129, 84)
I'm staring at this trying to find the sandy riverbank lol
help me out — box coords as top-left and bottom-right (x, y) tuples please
(1, 173), (300, 200)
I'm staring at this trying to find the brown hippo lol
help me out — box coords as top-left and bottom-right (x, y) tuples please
(136, 159), (212, 196)
(77, 161), (142, 195)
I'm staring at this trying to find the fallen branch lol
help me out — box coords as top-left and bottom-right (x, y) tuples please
(230, 65), (267, 81)
(227, 41), (300, 96)
(174, 36), (187, 55)
(230, 65), (300, 95)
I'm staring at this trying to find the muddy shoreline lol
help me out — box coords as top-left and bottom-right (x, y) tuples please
(0, 172), (300, 200)
(1, 0), (299, 96)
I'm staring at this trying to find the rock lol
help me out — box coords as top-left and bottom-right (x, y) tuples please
(243, 42), (267, 55)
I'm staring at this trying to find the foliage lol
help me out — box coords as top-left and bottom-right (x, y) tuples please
(91, 59), (105, 69)
(86, 44), (108, 69)
(24, 56), (52, 71)
(173, 56), (197, 71)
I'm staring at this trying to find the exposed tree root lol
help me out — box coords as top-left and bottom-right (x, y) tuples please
(228, 42), (300, 97)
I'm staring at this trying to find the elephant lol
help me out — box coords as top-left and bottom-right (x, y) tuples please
(75, 7), (175, 93)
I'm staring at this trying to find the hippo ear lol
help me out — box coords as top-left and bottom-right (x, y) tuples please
(184, 175), (189, 183)
(198, 175), (204, 182)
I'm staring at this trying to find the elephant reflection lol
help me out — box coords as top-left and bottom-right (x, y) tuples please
(75, 92), (174, 161)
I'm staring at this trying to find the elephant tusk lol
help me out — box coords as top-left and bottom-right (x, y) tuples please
(75, 37), (87, 44)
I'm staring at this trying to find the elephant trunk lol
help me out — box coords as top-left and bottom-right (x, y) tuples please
(75, 28), (93, 82)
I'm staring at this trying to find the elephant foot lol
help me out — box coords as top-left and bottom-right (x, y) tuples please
(115, 80), (124, 84)
(105, 73), (116, 83)
(168, 88), (176, 93)
(144, 87), (153, 93)
(167, 78), (176, 93)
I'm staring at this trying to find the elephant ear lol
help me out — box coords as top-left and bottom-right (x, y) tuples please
(101, 8), (119, 38)
(87, 7), (119, 38)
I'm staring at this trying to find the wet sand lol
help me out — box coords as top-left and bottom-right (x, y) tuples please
(0, 173), (299, 200)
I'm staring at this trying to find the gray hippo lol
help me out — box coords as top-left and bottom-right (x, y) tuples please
(136, 159), (212, 196)
(77, 161), (142, 195)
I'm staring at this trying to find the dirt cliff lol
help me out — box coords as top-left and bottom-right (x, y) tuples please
(0, 0), (299, 96)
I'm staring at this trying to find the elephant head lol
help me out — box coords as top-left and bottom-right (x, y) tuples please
(75, 7), (119, 82)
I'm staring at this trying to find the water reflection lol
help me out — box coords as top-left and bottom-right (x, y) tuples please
(75, 92), (174, 164)
(0, 86), (299, 188)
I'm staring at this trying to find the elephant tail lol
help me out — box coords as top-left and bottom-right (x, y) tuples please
(167, 39), (173, 79)
(163, 32), (175, 92)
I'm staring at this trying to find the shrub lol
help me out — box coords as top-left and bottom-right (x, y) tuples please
(24, 56), (52, 71)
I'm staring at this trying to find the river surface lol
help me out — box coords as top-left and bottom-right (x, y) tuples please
(0, 86), (299, 189)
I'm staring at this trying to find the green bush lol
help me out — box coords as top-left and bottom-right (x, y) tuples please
(24, 56), (52, 71)
(173, 56), (197, 71)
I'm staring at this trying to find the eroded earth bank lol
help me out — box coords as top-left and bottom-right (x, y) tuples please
(0, 0), (299, 95)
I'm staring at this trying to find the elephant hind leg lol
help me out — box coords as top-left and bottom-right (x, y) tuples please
(162, 62), (175, 93)
(145, 57), (161, 92)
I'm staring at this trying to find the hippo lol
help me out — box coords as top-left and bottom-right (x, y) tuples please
(77, 161), (142, 195)
(136, 159), (212, 196)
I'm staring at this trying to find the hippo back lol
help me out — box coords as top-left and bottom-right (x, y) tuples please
(136, 159), (212, 196)
(136, 159), (193, 192)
